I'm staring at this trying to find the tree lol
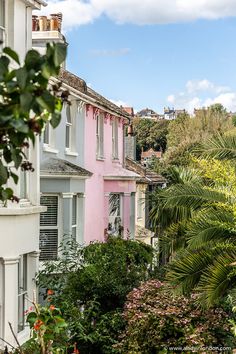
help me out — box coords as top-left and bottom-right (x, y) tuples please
(164, 105), (234, 166)
(150, 138), (236, 307)
(38, 237), (154, 354)
(0, 44), (67, 202)
(132, 117), (169, 159)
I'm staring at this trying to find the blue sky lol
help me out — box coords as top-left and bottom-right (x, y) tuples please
(41, 1), (236, 113)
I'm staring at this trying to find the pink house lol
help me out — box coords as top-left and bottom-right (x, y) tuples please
(84, 90), (138, 243)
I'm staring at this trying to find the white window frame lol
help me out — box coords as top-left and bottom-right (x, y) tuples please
(71, 194), (77, 239)
(65, 104), (72, 150)
(112, 118), (118, 160)
(40, 195), (60, 261)
(96, 113), (104, 159)
(108, 193), (123, 236)
(0, 0), (6, 51)
(17, 254), (27, 333)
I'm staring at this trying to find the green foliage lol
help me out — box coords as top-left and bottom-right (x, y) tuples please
(116, 280), (235, 353)
(38, 237), (154, 354)
(132, 117), (169, 159)
(0, 43), (67, 202)
(164, 106), (234, 166)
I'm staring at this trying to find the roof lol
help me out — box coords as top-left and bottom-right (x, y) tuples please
(136, 108), (158, 117)
(103, 164), (140, 180)
(58, 69), (130, 120)
(125, 157), (166, 185)
(41, 158), (92, 178)
(141, 149), (162, 159)
(122, 107), (134, 116)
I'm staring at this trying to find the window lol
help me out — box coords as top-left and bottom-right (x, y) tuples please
(112, 118), (118, 159)
(137, 189), (143, 219)
(18, 254), (27, 333)
(96, 113), (104, 159)
(108, 194), (123, 236)
(43, 123), (50, 145)
(0, 0), (5, 51)
(65, 104), (72, 149)
(40, 196), (59, 260)
(72, 195), (77, 239)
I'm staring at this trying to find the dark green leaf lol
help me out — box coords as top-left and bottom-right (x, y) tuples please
(10, 172), (19, 184)
(50, 112), (61, 128)
(53, 43), (67, 67)
(20, 92), (33, 112)
(0, 160), (8, 185)
(36, 91), (55, 113)
(11, 150), (22, 169)
(16, 67), (27, 89)
(3, 47), (20, 65)
(25, 50), (41, 70)
(0, 56), (10, 77)
(10, 119), (29, 134)
(2, 188), (13, 201)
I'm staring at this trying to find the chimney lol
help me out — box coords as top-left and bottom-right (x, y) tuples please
(32, 13), (67, 67)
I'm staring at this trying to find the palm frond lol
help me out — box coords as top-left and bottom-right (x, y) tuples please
(187, 208), (236, 248)
(197, 133), (236, 160)
(198, 251), (236, 307)
(159, 183), (228, 210)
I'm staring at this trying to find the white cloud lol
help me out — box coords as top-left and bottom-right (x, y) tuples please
(186, 79), (229, 94)
(109, 99), (130, 107)
(166, 79), (236, 113)
(90, 48), (131, 57)
(40, 0), (236, 30)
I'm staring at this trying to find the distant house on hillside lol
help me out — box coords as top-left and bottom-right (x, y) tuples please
(136, 108), (158, 120)
(164, 107), (186, 120)
(141, 148), (162, 167)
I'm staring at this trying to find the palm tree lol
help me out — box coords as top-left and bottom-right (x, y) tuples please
(150, 135), (236, 306)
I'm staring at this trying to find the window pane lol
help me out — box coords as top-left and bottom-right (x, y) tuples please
(109, 194), (120, 216)
(20, 170), (27, 199)
(18, 255), (27, 333)
(40, 196), (58, 226)
(66, 105), (71, 123)
(72, 195), (77, 225)
(43, 123), (49, 144)
(39, 229), (58, 260)
(0, 0), (5, 27)
(65, 125), (70, 148)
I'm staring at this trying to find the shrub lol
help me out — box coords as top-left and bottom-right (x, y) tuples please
(116, 279), (236, 353)
(38, 236), (154, 354)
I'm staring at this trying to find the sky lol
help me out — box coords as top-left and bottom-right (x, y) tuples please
(39, 0), (236, 114)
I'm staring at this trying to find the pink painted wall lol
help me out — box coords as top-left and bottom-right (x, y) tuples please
(84, 105), (136, 243)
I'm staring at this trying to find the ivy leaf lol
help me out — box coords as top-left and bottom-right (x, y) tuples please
(3, 47), (20, 65)
(50, 112), (61, 128)
(0, 160), (8, 185)
(53, 43), (67, 67)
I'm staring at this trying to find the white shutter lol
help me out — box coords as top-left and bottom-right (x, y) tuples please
(40, 196), (59, 260)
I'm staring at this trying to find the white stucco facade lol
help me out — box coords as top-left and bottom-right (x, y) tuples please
(0, 0), (45, 348)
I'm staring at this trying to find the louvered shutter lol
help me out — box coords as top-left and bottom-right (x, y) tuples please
(40, 196), (58, 260)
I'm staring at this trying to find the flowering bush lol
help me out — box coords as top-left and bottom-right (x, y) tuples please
(21, 296), (70, 354)
(115, 279), (236, 353)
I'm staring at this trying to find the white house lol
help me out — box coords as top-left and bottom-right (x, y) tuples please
(0, 0), (46, 348)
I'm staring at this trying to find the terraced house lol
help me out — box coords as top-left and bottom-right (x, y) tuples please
(0, 0), (46, 348)
(32, 17), (139, 261)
